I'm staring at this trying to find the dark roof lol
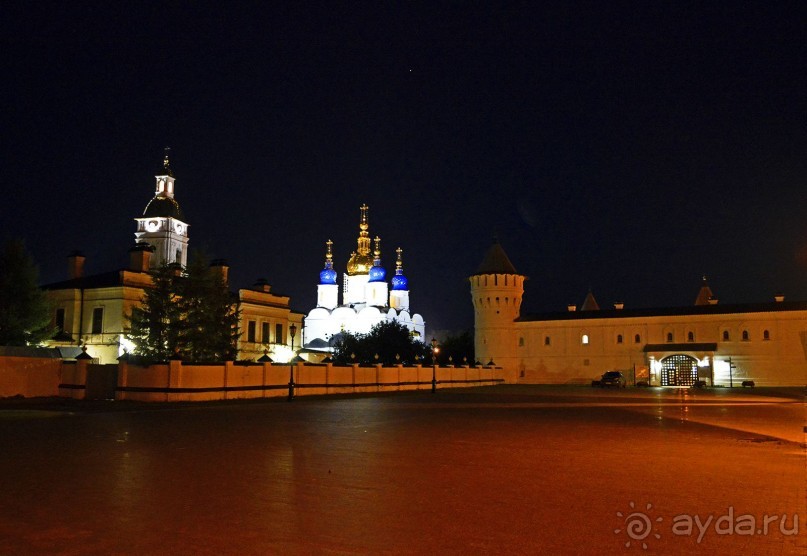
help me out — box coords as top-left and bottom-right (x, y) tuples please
(473, 239), (518, 275)
(518, 301), (807, 322)
(42, 270), (128, 290)
(305, 338), (330, 349)
(143, 196), (185, 220)
(0, 346), (63, 358)
(581, 290), (600, 311)
(694, 276), (714, 306)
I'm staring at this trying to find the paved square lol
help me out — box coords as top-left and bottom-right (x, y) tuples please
(0, 386), (804, 554)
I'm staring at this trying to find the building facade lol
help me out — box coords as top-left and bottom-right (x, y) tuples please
(43, 151), (303, 364)
(302, 204), (425, 355)
(471, 240), (807, 386)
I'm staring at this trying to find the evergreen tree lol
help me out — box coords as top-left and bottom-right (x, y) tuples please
(177, 255), (240, 362)
(126, 254), (240, 363)
(126, 264), (180, 362)
(0, 239), (53, 346)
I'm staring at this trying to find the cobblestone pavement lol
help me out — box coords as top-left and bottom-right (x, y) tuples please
(0, 386), (804, 555)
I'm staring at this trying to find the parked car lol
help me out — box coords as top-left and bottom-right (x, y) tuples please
(599, 371), (626, 388)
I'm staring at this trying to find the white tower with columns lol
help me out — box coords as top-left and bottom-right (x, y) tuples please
(134, 148), (189, 268)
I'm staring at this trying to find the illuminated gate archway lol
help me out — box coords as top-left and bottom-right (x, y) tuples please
(660, 354), (698, 386)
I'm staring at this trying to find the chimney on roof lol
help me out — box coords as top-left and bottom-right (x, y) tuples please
(210, 259), (229, 285)
(614, 301), (624, 310)
(707, 296), (718, 305)
(167, 262), (184, 276)
(774, 293), (784, 303)
(567, 304), (577, 312)
(253, 278), (271, 293)
(67, 251), (85, 279)
(128, 243), (154, 272)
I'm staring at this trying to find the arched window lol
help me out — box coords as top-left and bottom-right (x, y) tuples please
(634, 334), (641, 344)
(763, 329), (770, 340)
(518, 337), (524, 347)
(581, 334), (589, 345)
(666, 332), (673, 343)
(687, 331), (694, 342)
(544, 336), (551, 346)
(616, 334), (623, 344)
(742, 330), (749, 341)
(722, 330), (730, 341)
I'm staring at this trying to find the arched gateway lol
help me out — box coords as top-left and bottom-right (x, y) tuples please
(660, 354), (698, 386)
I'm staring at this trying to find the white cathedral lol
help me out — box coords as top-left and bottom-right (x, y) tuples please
(302, 205), (426, 353)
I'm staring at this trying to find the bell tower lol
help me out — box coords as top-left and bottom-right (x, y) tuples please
(469, 237), (525, 373)
(134, 148), (190, 268)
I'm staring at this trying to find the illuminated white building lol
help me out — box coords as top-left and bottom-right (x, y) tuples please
(43, 150), (303, 364)
(133, 148), (189, 268)
(471, 239), (807, 387)
(303, 205), (425, 353)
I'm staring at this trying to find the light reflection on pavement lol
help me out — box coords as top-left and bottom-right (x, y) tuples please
(0, 386), (803, 555)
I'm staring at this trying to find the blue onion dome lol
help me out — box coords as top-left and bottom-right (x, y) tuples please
(367, 236), (387, 282)
(391, 246), (408, 290)
(320, 267), (337, 285)
(368, 236), (387, 282)
(391, 273), (408, 291)
(319, 239), (338, 285)
(369, 264), (386, 282)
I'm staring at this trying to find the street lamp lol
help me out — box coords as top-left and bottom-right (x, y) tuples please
(288, 323), (297, 401)
(431, 337), (439, 393)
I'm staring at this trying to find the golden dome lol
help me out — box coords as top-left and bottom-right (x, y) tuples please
(346, 204), (373, 275)
(346, 251), (374, 275)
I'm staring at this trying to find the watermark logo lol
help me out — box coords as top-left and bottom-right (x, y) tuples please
(615, 502), (663, 549)
(615, 502), (800, 549)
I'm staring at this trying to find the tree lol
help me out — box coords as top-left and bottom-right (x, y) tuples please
(332, 320), (429, 365)
(0, 239), (52, 346)
(177, 255), (240, 362)
(126, 264), (180, 362)
(126, 254), (240, 363)
(435, 330), (475, 366)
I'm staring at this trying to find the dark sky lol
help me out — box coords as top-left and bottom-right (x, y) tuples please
(2, 2), (806, 332)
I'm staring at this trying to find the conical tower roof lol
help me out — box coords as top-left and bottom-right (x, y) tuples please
(581, 289), (600, 311)
(694, 276), (714, 306)
(473, 237), (518, 275)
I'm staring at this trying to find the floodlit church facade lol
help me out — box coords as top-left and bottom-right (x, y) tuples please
(302, 205), (425, 355)
(470, 239), (807, 387)
(43, 150), (303, 364)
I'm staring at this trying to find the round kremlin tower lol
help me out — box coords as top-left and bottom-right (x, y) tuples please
(469, 237), (525, 378)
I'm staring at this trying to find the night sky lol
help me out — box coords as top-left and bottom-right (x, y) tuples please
(2, 3), (805, 332)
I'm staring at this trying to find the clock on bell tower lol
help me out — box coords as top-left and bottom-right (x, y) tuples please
(133, 148), (190, 269)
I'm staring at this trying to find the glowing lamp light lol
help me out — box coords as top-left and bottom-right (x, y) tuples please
(118, 335), (135, 357)
(272, 345), (295, 363)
